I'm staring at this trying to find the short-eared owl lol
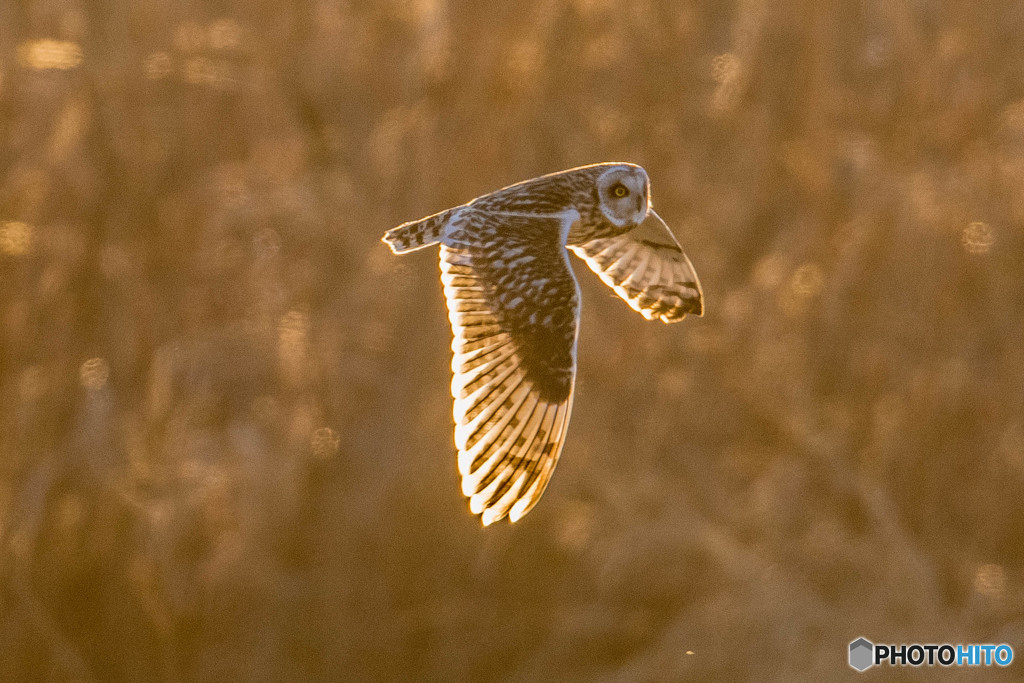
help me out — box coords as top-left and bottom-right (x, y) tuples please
(383, 163), (703, 525)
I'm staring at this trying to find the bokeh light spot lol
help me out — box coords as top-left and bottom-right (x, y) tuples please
(961, 221), (994, 254)
(0, 221), (33, 256)
(311, 427), (340, 459)
(209, 19), (244, 51)
(80, 357), (110, 391)
(17, 39), (82, 70)
(144, 52), (173, 80)
(974, 563), (1006, 602)
(711, 53), (740, 84)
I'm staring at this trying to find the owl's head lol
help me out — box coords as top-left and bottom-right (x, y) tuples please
(595, 164), (650, 228)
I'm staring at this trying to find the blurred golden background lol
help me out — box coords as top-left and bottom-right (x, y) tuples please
(2, 0), (1024, 679)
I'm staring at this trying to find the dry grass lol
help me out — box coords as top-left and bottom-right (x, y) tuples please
(2, 0), (1023, 679)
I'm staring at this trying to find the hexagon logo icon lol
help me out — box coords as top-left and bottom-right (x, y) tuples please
(849, 637), (874, 671)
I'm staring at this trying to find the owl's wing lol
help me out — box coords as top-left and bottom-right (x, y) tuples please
(569, 210), (703, 323)
(441, 210), (580, 525)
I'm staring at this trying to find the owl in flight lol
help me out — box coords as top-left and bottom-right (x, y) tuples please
(383, 163), (703, 525)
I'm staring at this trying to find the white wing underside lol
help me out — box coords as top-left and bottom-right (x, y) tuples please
(570, 210), (703, 323)
(440, 211), (578, 525)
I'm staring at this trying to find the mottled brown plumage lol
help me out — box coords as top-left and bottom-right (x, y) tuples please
(383, 163), (703, 525)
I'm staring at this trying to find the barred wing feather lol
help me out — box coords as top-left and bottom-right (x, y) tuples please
(440, 211), (579, 525)
(569, 210), (703, 323)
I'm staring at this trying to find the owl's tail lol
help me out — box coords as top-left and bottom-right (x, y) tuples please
(382, 208), (453, 254)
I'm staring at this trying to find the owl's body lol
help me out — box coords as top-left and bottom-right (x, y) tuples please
(383, 163), (702, 525)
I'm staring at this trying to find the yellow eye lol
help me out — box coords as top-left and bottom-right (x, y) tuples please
(612, 185), (628, 198)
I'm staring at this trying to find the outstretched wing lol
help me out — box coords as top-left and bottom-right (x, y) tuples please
(440, 210), (579, 525)
(569, 210), (703, 323)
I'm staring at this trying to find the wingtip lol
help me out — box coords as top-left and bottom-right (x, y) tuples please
(508, 502), (528, 523)
(381, 232), (401, 254)
(691, 296), (705, 318)
(480, 508), (500, 526)
(655, 294), (703, 323)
